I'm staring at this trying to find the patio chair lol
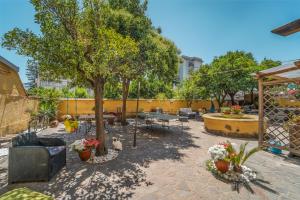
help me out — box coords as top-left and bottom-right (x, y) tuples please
(8, 132), (66, 183)
(177, 116), (189, 132)
(178, 108), (196, 119)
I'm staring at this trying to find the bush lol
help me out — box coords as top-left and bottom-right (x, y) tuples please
(28, 87), (61, 120)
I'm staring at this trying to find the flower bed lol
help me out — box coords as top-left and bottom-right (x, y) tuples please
(206, 141), (259, 190)
(206, 160), (256, 183)
(70, 139), (119, 163)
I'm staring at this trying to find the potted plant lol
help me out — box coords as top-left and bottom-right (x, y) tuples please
(208, 144), (230, 173)
(223, 141), (259, 173)
(208, 141), (259, 174)
(64, 115), (78, 133)
(221, 107), (231, 115)
(207, 141), (259, 186)
(70, 139), (100, 161)
(231, 105), (242, 115)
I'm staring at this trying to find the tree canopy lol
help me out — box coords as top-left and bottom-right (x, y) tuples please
(185, 51), (281, 108)
(2, 0), (180, 153)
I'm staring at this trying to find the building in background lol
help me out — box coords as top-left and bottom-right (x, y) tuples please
(178, 55), (203, 82)
(37, 79), (70, 90)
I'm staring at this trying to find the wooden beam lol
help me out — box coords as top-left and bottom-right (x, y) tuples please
(263, 79), (295, 86)
(271, 19), (300, 36)
(257, 64), (300, 78)
(258, 78), (264, 147)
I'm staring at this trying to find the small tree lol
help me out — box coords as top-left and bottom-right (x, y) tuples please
(118, 32), (179, 125)
(25, 60), (39, 89)
(177, 76), (205, 107)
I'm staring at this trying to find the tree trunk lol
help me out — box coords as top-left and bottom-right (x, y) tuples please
(250, 88), (254, 105)
(121, 79), (130, 126)
(214, 95), (221, 111)
(229, 93), (236, 105)
(215, 93), (226, 112)
(187, 99), (193, 108)
(94, 77), (106, 156)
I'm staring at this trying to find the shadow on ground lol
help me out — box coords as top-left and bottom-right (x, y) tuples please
(0, 122), (200, 199)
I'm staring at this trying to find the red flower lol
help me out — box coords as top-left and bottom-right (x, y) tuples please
(219, 142), (230, 149)
(231, 105), (241, 110)
(84, 139), (101, 149)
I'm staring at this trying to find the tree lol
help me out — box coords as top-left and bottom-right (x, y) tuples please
(2, 0), (138, 155)
(193, 64), (226, 108)
(260, 58), (281, 69)
(25, 60), (39, 89)
(104, 77), (122, 99)
(107, 0), (179, 125)
(245, 58), (281, 104)
(129, 74), (175, 99)
(74, 87), (90, 98)
(193, 51), (257, 108)
(210, 51), (257, 105)
(176, 74), (207, 107)
(28, 87), (62, 120)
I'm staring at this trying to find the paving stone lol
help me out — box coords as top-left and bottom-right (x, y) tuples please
(0, 121), (299, 200)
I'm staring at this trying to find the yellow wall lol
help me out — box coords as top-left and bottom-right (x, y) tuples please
(276, 98), (300, 107)
(203, 114), (259, 138)
(0, 62), (26, 97)
(0, 60), (39, 137)
(0, 95), (39, 137)
(57, 98), (218, 118)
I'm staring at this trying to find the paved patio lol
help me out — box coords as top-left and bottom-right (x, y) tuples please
(0, 120), (300, 200)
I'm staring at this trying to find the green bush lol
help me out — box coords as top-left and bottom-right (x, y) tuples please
(28, 87), (61, 120)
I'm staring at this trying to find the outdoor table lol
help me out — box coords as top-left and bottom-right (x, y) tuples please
(142, 112), (179, 129)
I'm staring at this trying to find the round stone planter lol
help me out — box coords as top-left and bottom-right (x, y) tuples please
(203, 113), (259, 138)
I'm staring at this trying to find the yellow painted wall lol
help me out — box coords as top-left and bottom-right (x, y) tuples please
(57, 98), (218, 118)
(0, 95), (39, 137)
(0, 62), (26, 97)
(0, 60), (39, 137)
(276, 98), (300, 107)
(203, 114), (259, 138)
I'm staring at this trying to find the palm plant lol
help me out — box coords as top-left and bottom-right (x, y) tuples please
(230, 142), (260, 172)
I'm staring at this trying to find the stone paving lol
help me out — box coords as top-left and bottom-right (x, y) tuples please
(0, 120), (300, 200)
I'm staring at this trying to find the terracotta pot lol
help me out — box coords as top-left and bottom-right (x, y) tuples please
(79, 149), (91, 161)
(215, 160), (230, 173)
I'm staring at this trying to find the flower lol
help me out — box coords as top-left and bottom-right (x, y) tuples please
(84, 139), (100, 149)
(70, 139), (86, 152)
(69, 139), (101, 153)
(208, 144), (228, 161)
(231, 105), (242, 114)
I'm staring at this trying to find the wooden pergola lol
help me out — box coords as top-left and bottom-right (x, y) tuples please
(256, 61), (300, 156)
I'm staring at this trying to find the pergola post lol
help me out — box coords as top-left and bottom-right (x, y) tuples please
(258, 78), (264, 147)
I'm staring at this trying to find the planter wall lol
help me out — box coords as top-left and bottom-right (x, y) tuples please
(203, 113), (259, 138)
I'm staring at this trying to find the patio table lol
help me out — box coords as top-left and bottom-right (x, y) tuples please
(141, 112), (180, 129)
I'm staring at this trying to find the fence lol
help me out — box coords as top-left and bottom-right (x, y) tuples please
(0, 94), (39, 137)
(57, 98), (218, 118)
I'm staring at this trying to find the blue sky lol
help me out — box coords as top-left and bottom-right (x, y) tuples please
(1, 0), (300, 83)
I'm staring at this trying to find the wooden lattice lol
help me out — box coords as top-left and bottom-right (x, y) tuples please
(262, 83), (300, 156)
